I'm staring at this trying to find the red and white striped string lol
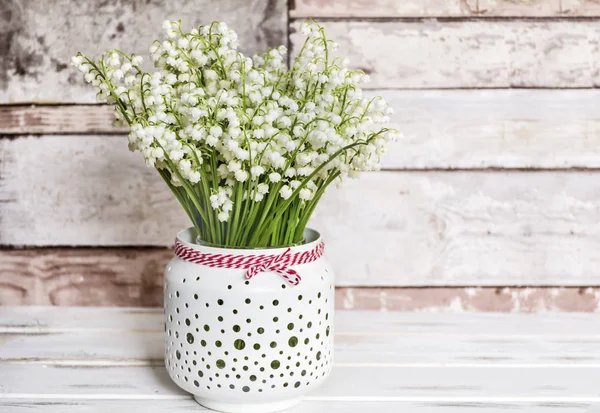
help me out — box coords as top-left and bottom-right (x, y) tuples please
(174, 240), (325, 286)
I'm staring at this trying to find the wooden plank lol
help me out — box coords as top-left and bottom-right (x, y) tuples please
(335, 287), (600, 312)
(1, 310), (598, 410)
(292, 0), (476, 17)
(3, 259), (600, 309)
(4, 136), (600, 286)
(290, 0), (600, 17)
(0, 399), (594, 413)
(382, 89), (600, 169)
(0, 400), (214, 413)
(5, 90), (600, 170)
(0, 0), (287, 103)
(290, 21), (600, 88)
(2, 364), (600, 399)
(0, 135), (185, 246)
(3, 310), (600, 364)
(4, 329), (600, 365)
(0, 248), (170, 306)
(312, 171), (600, 286)
(0, 105), (125, 135)
(3, 308), (600, 336)
(0, 307), (165, 331)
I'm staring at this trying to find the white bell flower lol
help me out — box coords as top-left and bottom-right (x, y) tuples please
(73, 19), (396, 244)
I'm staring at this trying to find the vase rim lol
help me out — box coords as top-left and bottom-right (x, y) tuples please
(176, 227), (323, 255)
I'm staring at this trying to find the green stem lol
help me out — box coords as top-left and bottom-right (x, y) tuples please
(254, 140), (370, 241)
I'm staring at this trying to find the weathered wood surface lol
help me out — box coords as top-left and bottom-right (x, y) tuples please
(3, 250), (600, 310)
(5, 307), (599, 335)
(383, 89), (600, 169)
(0, 248), (170, 306)
(290, 21), (600, 89)
(1, 308), (598, 412)
(4, 363), (600, 398)
(290, 0), (600, 17)
(0, 0), (287, 103)
(0, 105), (125, 135)
(2, 2), (600, 300)
(1, 400), (593, 413)
(4, 323), (600, 364)
(3, 136), (600, 286)
(3, 13), (599, 101)
(318, 171), (600, 286)
(336, 287), (600, 312)
(7, 309), (600, 363)
(0, 135), (185, 246)
(5, 90), (600, 169)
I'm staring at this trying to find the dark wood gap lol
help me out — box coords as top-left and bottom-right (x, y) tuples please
(289, 16), (600, 23)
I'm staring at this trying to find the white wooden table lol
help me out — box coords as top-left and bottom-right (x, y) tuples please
(1, 307), (599, 412)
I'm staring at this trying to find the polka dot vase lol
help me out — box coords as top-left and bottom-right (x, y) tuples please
(164, 228), (335, 413)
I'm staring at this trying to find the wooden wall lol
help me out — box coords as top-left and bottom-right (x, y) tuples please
(2, 0), (600, 311)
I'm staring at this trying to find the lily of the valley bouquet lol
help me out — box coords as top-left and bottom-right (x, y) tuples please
(72, 20), (396, 248)
(73, 20), (397, 410)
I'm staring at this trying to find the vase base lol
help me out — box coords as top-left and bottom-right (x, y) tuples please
(193, 396), (302, 413)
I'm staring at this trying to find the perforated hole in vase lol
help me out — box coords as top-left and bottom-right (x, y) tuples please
(164, 274), (334, 396)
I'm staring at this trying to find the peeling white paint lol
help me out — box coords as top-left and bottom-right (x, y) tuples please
(291, 21), (600, 88)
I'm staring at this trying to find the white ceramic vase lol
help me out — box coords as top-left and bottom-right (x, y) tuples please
(164, 227), (335, 413)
